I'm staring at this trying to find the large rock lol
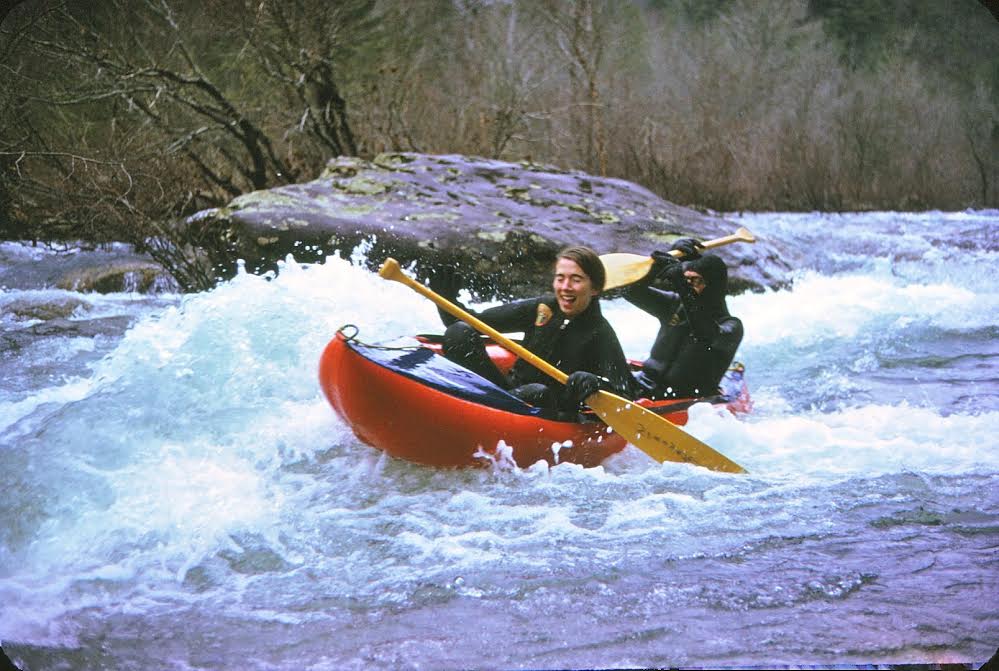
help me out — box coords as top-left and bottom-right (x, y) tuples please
(188, 153), (790, 298)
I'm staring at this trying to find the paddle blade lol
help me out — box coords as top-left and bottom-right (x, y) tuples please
(586, 391), (746, 473)
(600, 253), (655, 291)
(601, 227), (757, 290)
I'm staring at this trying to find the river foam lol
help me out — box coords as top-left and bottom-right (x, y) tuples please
(1, 213), (997, 669)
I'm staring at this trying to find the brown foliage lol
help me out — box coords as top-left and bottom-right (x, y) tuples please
(1, 0), (996, 289)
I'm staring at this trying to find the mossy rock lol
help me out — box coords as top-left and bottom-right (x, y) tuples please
(186, 152), (792, 298)
(57, 262), (177, 294)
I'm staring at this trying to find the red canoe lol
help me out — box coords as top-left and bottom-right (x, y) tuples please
(318, 326), (751, 469)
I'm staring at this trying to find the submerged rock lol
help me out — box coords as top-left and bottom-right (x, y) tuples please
(56, 261), (178, 294)
(0, 242), (179, 295)
(4, 296), (88, 322)
(188, 153), (791, 297)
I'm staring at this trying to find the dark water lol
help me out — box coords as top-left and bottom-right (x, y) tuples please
(0, 212), (997, 670)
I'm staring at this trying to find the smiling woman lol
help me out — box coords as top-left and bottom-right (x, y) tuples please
(420, 246), (636, 417)
(553, 246), (603, 318)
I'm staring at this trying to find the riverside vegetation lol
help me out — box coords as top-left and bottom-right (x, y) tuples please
(1, 0), (996, 291)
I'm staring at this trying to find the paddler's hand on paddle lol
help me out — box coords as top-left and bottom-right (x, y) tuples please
(648, 239), (703, 282)
(649, 239), (703, 281)
(662, 256), (690, 293)
(649, 251), (676, 281)
(669, 237), (703, 260)
(564, 371), (602, 406)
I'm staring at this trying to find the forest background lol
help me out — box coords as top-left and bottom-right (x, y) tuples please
(1, 0), (997, 265)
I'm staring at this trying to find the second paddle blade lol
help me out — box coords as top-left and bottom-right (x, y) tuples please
(586, 391), (746, 473)
(600, 253), (655, 291)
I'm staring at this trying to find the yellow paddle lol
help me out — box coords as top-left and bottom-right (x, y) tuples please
(601, 226), (756, 290)
(378, 258), (746, 474)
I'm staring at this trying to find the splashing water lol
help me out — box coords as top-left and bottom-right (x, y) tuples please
(0, 212), (997, 670)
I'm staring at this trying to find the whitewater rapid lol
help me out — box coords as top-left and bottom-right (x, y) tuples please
(1, 211), (996, 670)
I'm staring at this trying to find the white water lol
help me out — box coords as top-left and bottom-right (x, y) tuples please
(1, 212), (997, 670)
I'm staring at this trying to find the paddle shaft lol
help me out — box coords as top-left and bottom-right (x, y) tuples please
(379, 259), (569, 383)
(669, 226), (755, 258)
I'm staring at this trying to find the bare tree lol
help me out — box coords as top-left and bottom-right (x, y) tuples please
(0, 0), (382, 288)
(536, 0), (610, 174)
(0, 0), (28, 27)
(242, 0), (378, 158)
(445, 1), (558, 158)
(2, 0), (996, 271)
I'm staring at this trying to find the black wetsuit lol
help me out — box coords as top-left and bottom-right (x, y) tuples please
(624, 255), (743, 399)
(439, 294), (634, 410)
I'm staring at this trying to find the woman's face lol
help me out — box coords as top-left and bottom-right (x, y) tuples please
(553, 257), (597, 317)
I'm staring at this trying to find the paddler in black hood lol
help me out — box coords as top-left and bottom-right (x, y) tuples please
(624, 239), (744, 400)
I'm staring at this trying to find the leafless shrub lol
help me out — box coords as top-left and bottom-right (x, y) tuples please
(1, 0), (995, 292)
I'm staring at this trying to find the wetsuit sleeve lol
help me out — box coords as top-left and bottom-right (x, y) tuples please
(473, 297), (542, 333)
(589, 321), (638, 398)
(429, 268), (468, 327)
(437, 295), (540, 331)
(712, 315), (744, 360)
(622, 284), (681, 324)
(436, 296), (472, 327)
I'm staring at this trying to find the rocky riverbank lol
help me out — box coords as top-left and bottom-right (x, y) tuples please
(185, 153), (791, 298)
(4, 154), (792, 297)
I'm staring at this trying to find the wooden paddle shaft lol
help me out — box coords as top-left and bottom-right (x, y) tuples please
(668, 226), (756, 258)
(379, 259), (569, 384)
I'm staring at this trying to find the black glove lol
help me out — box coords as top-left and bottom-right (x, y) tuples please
(428, 266), (463, 302)
(565, 371), (602, 405)
(649, 250), (681, 282)
(669, 237), (703, 260)
(663, 259), (688, 292)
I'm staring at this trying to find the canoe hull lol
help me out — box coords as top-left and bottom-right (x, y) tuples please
(319, 332), (628, 467)
(319, 330), (745, 469)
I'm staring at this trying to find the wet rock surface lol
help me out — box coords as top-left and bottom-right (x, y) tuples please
(3, 155), (791, 298)
(189, 153), (791, 298)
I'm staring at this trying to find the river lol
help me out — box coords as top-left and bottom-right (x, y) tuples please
(1, 211), (997, 670)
